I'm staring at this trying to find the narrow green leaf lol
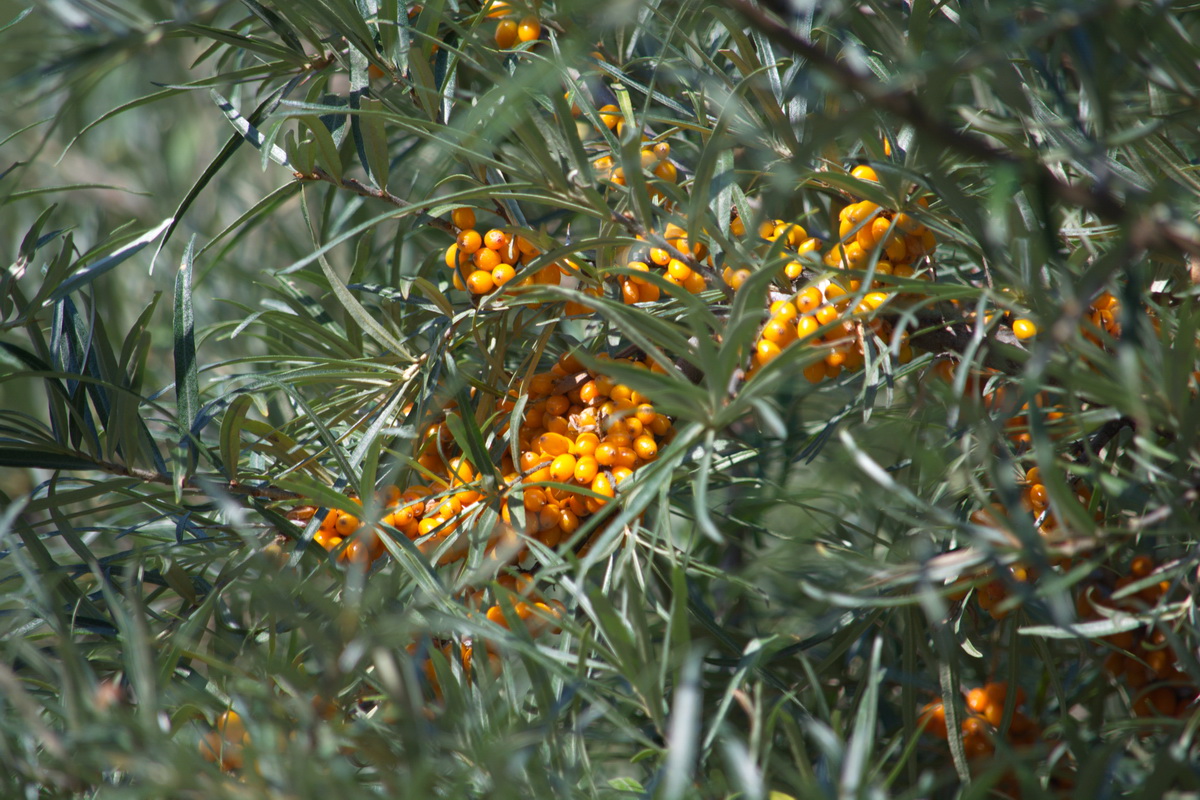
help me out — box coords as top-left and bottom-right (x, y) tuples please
(45, 218), (172, 303)
(220, 394), (253, 481)
(173, 237), (199, 493)
(359, 98), (391, 191)
(301, 114), (343, 184)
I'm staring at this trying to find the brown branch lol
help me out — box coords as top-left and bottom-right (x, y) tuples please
(721, 0), (1200, 260)
(80, 456), (303, 502)
(296, 166), (456, 234)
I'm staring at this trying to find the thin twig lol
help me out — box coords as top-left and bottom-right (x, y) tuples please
(76, 456), (303, 502)
(296, 166), (456, 234)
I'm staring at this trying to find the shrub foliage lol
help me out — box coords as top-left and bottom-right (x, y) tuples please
(3, 0), (1200, 797)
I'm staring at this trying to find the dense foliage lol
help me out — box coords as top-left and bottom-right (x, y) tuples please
(3, 0), (1200, 797)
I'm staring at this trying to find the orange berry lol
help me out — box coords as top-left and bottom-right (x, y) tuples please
(335, 512), (360, 536)
(966, 688), (989, 713)
(598, 104), (621, 130)
(216, 710), (245, 740)
(918, 701), (948, 739)
(815, 304), (839, 326)
(795, 286), (822, 313)
(594, 442), (618, 467)
(683, 271), (707, 293)
(517, 15), (541, 42)
(1130, 555), (1154, 578)
(492, 263), (516, 286)
(473, 247), (501, 271)
(762, 317), (794, 345)
(803, 360), (826, 383)
(591, 473), (614, 498)
(452, 208), (477, 230)
(536, 431), (573, 456)
(573, 456), (599, 484)
(494, 18), (518, 48)
(457, 228), (484, 254)
(483, 229), (508, 250)
(795, 315), (818, 339)
(851, 165), (878, 182)
(550, 453), (577, 482)
(667, 259), (692, 282)
(633, 434), (658, 460)
(726, 269), (751, 290)
(755, 339), (782, 365)
(467, 269), (495, 294)
(1012, 318), (1038, 340)
(621, 279), (640, 304)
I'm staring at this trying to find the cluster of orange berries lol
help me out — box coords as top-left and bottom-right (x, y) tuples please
(306, 490), (393, 565)
(445, 207), (558, 296)
(614, 221), (708, 304)
(1017, 465), (1096, 539)
(486, 2), (541, 49)
(749, 282), (914, 381)
(932, 362), (1074, 450)
(743, 167), (932, 381)
(594, 140), (677, 189)
(972, 562), (1036, 621)
(293, 353), (673, 571)
(410, 573), (565, 702)
(498, 353), (673, 549)
(1085, 290), (1121, 345)
(920, 682), (1040, 760)
(199, 710), (249, 772)
(959, 466), (1097, 619)
(825, 165), (936, 278)
(718, 217), (823, 291)
(1076, 555), (1196, 719)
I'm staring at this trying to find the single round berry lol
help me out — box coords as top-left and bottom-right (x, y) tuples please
(495, 18), (518, 48)
(1012, 318), (1038, 340)
(467, 269), (495, 294)
(452, 207), (476, 230)
(517, 15), (541, 43)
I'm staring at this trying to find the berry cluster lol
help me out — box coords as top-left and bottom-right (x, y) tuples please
(288, 352), (673, 571)
(1077, 555), (1196, 719)
(199, 710), (248, 772)
(594, 140), (677, 192)
(750, 283), (914, 381)
(919, 681), (1040, 760)
(825, 166), (936, 279)
(742, 168), (932, 381)
(487, 2), (541, 49)
(500, 353), (673, 549)
(614, 221), (708, 304)
(1085, 290), (1121, 345)
(444, 207), (557, 296)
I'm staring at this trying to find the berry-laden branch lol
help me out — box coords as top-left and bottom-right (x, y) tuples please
(722, 0), (1200, 261)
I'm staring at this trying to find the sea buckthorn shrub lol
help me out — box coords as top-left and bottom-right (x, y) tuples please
(4, 1), (1200, 798)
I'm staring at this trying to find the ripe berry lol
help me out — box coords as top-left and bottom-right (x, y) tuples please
(457, 229), (482, 254)
(467, 270), (495, 294)
(1012, 318), (1038, 340)
(517, 15), (541, 42)
(495, 18), (518, 48)
(598, 104), (621, 131)
(473, 248), (501, 271)
(492, 263), (516, 286)
(851, 164), (878, 181)
(452, 207), (476, 230)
